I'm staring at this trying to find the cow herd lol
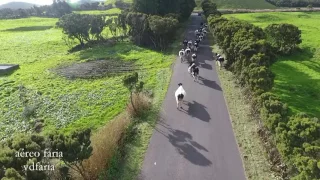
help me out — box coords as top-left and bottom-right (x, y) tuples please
(175, 22), (208, 109)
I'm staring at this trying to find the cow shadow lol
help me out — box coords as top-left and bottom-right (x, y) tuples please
(198, 77), (222, 91)
(154, 119), (212, 166)
(179, 100), (211, 122)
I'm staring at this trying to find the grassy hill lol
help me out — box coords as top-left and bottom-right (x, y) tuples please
(225, 12), (320, 118)
(0, 2), (36, 9)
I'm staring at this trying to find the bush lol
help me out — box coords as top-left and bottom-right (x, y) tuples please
(201, 0), (221, 17)
(265, 23), (302, 55)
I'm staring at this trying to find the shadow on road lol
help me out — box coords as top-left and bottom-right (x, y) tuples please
(198, 62), (212, 70)
(198, 77), (222, 91)
(179, 100), (211, 122)
(155, 119), (212, 167)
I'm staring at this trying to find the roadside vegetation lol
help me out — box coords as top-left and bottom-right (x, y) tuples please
(225, 12), (320, 118)
(202, 0), (320, 179)
(212, 44), (280, 180)
(0, 0), (195, 179)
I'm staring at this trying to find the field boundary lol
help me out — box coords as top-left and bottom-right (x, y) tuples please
(194, 7), (320, 14)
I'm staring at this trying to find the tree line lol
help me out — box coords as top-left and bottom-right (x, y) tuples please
(0, 0), (72, 19)
(57, 0), (196, 50)
(202, 0), (320, 179)
(265, 0), (320, 7)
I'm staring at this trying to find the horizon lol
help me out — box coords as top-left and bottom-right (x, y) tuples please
(0, 0), (96, 6)
(0, 0), (52, 6)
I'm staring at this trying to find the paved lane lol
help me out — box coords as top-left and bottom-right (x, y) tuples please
(139, 13), (247, 180)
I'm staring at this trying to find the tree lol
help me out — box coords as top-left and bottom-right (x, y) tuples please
(47, 129), (93, 180)
(201, 0), (221, 17)
(132, 0), (195, 20)
(265, 23), (302, 55)
(57, 13), (92, 46)
(148, 15), (179, 49)
(123, 72), (144, 113)
(90, 15), (107, 41)
(125, 12), (149, 46)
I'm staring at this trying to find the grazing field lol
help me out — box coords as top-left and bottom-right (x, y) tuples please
(0, 17), (175, 140)
(225, 12), (320, 118)
(105, 0), (133, 6)
(74, 8), (121, 15)
(212, 0), (276, 9)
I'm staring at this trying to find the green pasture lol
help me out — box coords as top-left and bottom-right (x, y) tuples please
(74, 8), (121, 15)
(105, 0), (133, 6)
(214, 0), (276, 9)
(225, 12), (320, 118)
(0, 17), (174, 140)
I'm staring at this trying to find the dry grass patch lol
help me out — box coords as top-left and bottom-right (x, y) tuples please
(80, 113), (131, 179)
(126, 93), (152, 118)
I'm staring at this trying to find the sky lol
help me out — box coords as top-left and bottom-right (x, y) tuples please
(0, 0), (83, 5)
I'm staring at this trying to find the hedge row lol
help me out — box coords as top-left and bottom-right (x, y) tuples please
(201, 1), (320, 179)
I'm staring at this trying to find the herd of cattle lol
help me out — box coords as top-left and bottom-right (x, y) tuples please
(178, 22), (208, 82)
(175, 22), (208, 109)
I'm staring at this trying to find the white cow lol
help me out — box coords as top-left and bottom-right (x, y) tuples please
(175, 83), (186, 109)
(179, 49), (185, 62)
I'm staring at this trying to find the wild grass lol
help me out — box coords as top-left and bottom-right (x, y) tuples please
(211, 44), (281, 180)
(0, 16), (176, 140)
(225, 12), (320, 118)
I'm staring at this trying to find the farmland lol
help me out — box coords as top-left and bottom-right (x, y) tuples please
(74, 7), (121, 14)
(212, 0), (276, 9)
(224, 12), (320, 118)
(0, 15), (174, 140)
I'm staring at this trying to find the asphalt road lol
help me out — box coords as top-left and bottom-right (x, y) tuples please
(138, 13), (247, 180)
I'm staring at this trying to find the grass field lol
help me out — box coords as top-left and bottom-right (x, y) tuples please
(74, 8), (121, 15)
(105, 0), (133, 6)
(224, 12), (320, 118)
(0, 16), (175, 140)
(213, 0), (276, 9)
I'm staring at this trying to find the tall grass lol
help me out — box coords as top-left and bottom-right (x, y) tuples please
(81, 113), (130, 179)
(126, 93), (152, 118)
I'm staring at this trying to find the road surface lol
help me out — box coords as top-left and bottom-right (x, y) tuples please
(139, 13), (247, 180)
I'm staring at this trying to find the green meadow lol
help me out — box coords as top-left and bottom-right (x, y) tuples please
(74, 7), (121, 15)
(214, 0), (276, 9)
(225, 12), (320, 118)
(0, 16), (174, 140)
